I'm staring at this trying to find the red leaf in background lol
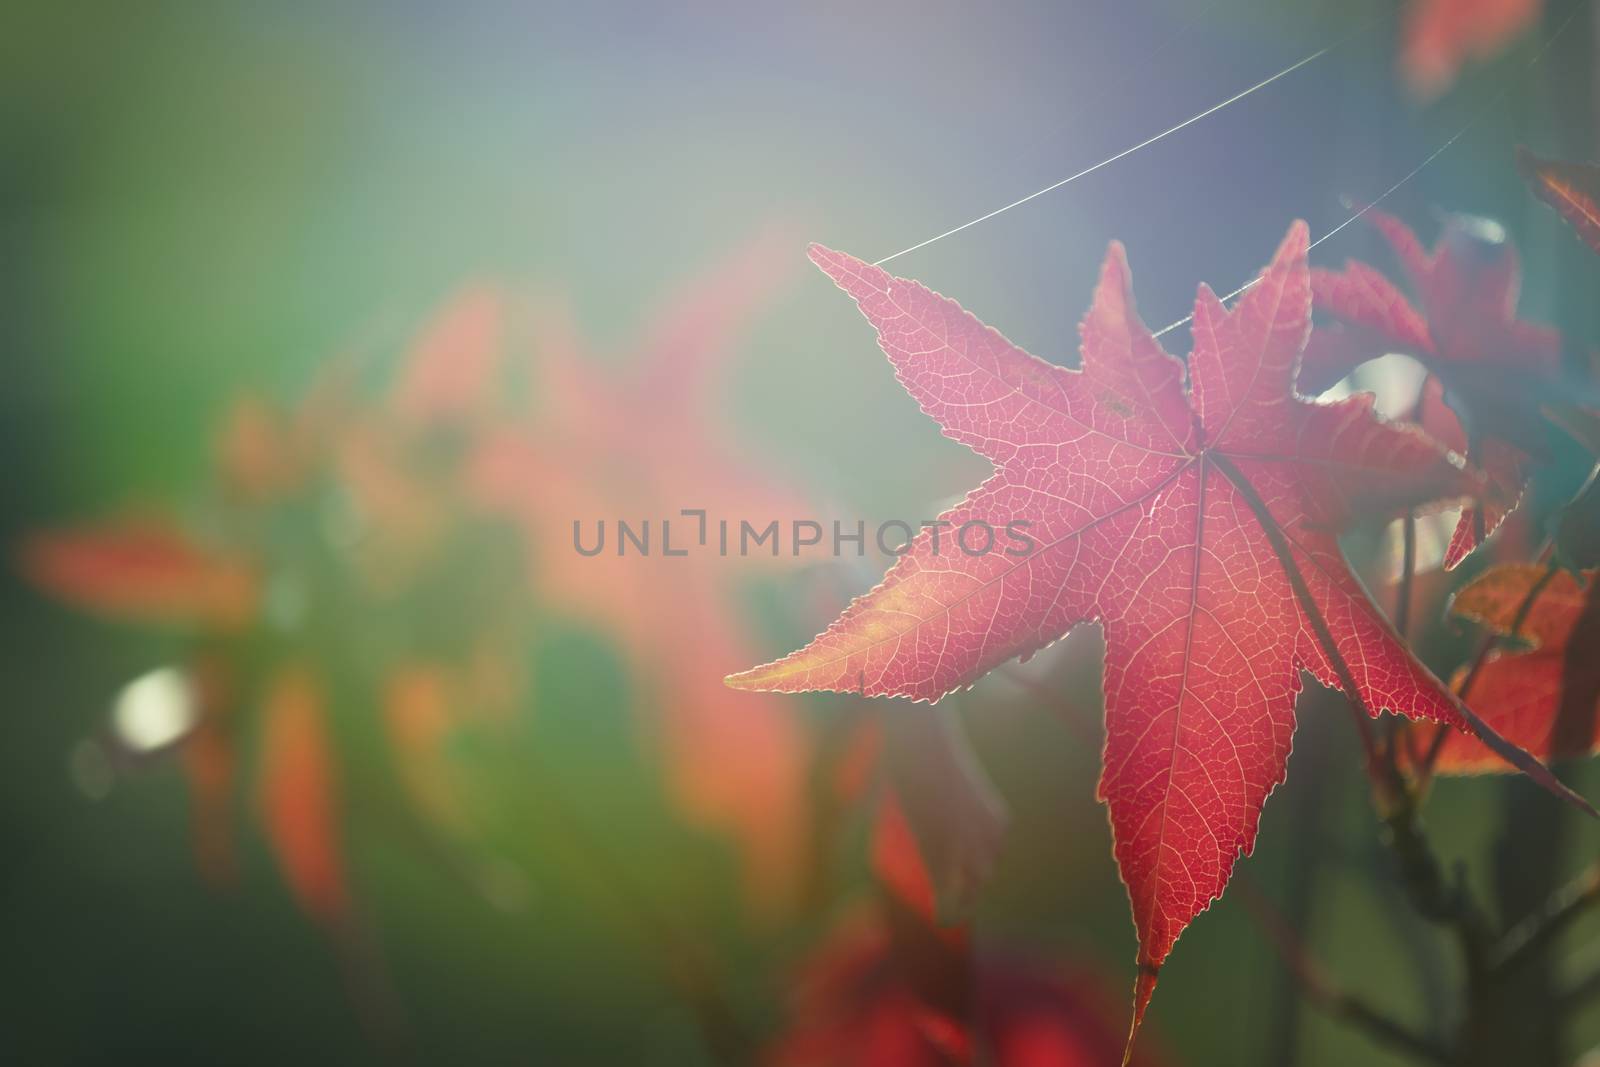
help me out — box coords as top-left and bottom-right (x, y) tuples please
(767, 908), (1166, 1067)
(469, 230), (813, 909)
(1306, 209), (1564, 567)
(258, 666), (348, 924)
(383, 664), (466, 830)
(1399, 0), (1542, 99)
(873, 792), (943, 925)
(728, 222), (1543, 1044)
(1518, 147), (1600, 257)
(389, 285), (507, 423)
(1426, 565), (1600, 771)
(20, 520), (259, 628)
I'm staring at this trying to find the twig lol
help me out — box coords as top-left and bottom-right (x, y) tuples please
(1396, 511), (1418, 642)
(1490, 859), (1600, 976)
(1235, 873), (1452, 1064)
(1382, 512), (1419, 778)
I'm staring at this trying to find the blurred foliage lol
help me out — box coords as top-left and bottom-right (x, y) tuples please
(5, 2), (1600, 1065)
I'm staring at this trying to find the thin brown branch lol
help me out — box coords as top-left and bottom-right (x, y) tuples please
(1235, 874), (1452, 1064)
(1490, 860), (1600, 976)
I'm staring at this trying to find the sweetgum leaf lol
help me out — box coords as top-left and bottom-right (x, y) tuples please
(729, 222), (1588, 1051)
(1428, 565), (1600, 771)
(1307, 209), (1564, 568)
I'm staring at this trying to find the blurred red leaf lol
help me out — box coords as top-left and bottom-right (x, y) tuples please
(21, 520), (259, 628)
(1400, 0), (1542, 99)
(1307, 209), (1564, 567)
(873, 792), (941, 925)
(258, 666), (348, 923)
(389, 285), (507, 423)
(768, 908), (1165, 1067)
(1427, 565), (1600, 771)
(728, 222), (1567, 1048)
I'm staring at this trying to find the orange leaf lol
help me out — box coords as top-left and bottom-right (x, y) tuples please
(1430, 567), (1600, 771)
(390, 285), (506, 422)
(383, 664), (464, 829)
(257, 666), (348, 922)
(872, 793), (938, 924)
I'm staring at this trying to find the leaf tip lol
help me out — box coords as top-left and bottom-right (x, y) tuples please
(723, 668), (763, 692)
(1269, 219), (1311, 275)
(807, 243), (888, 297)
(724, 659), (795, 693)
(806, 243), (852, 276)
(1122, 964), (1160, 1067)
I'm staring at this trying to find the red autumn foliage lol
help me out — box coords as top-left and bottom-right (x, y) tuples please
(1306, 209), (1565, 568)
(729, 222), (1577, 1050)
(1427, 564), (1600, 771)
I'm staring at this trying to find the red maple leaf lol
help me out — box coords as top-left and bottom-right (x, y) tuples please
(729, 222), (1580, 1046)
(1304, 209), (1564, 568)
(1519, 146), (1600, 257)
(1425, 564), (1600, 771)
(1399, 0), (1542, 99)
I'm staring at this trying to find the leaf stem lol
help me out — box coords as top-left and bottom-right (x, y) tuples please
(1209, 453), (1404, 807)
(1382, 512), (1419, 774)
(1396, 511), (1417, 642)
